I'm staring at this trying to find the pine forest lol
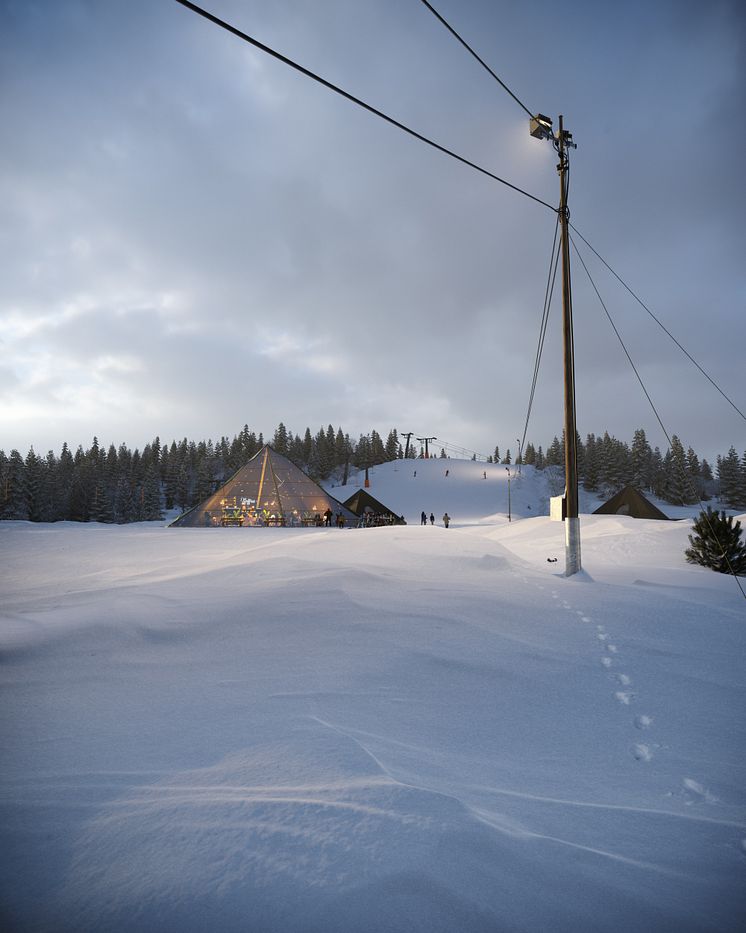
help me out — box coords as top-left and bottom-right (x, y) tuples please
(1, 424), (745, 523)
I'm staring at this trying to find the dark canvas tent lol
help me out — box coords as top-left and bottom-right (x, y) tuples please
(170, 445), (356, 528)
(341, 488), (406, 525)
(593, 486), (669, 520)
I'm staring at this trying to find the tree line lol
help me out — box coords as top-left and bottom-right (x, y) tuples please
(1, 423), (744, 523)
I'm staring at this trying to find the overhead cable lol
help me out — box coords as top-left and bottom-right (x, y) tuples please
(570, 224), (745, 423)
(418, 0), (534, 119)
(571, 234), (746, 600)
(172, 0), (555, 212)
(520, 215), (561, 454)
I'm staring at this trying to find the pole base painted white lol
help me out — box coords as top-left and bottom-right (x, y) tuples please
(565, 516), (581, 576)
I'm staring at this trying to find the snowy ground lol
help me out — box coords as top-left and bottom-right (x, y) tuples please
(1, 461), (745, 932)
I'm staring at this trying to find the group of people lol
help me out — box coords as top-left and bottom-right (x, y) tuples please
(357, 511), (403, 528)
(420, 511), (450, 528)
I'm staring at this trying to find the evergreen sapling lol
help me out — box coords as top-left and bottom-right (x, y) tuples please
(685, 507), (746, 575)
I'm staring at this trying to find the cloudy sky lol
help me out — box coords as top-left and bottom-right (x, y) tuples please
(1, 0), (744, 461)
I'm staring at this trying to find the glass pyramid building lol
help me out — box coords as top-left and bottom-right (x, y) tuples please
(170, 446), (357, 528)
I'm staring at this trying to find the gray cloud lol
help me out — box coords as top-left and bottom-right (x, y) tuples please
(1, 0), (743, 461)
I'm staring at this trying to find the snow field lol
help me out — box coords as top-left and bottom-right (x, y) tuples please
(1, 460), (745, 931)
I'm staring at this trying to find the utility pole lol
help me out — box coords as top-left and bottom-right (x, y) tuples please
(530, 112), (581, 575)
(399, 431), (414, 459)
(505, 466), (511, 522)
(416, 436), (437, 459)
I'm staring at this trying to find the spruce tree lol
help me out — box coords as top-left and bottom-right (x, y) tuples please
(39, 450), (59, 521)
(685, 508), (746, 575)
(717, 447), (741, 507)
(630, 428), (651, 489)
(385, 430), (400, 461)
(176, 465), (191, 511)
(24, 447), (42, 521)
(737, 450), (746, 508)
(583, 434), (598, 491)
(370, 430), (386, 465)
(142, 465), (163, 521)
(91, 478), (114, 523)
(1, 450), (28, 520)
(301, 428), (313, 465)
(113, 475), (137, 523)
(272, 422), (289, 455)
(546, 436), (562, 467)
(666, 435), (696, 505)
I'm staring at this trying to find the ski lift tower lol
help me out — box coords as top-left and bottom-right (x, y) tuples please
(530, 113), (581, 576)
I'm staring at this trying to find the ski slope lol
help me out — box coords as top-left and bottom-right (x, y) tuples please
(1, 461), (744, 932)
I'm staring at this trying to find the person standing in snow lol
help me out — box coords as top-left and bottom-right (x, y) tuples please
(443, 513), (450, 528)
(324, 507), (333, 527)
(445, 469), (449, 477)
(429, 513), (435, 525)
(421, 510), (427, 525)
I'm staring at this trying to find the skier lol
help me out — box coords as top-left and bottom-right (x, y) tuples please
(429, 513), (435, 525)
(443, 513), (450, 528)
(421, 510), (427, 525)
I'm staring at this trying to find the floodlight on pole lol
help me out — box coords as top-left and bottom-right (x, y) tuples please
(529, 113), (553, 140)
(530, 112), (581, 576)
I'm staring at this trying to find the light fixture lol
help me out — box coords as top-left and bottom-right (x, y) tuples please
(529, 113), (553, 140)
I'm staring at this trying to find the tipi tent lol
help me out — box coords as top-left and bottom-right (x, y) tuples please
(593, 486), (670, 520)
(170, 446), (356, 528)
(341, 488), (406, 525)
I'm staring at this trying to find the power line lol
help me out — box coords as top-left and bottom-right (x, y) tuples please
(418, 0), (534, 119)
(570, 223), (745, 423)
(571, 234), (746, 600)
(520, 214), (561, 455)
(172, 0), (555, 212)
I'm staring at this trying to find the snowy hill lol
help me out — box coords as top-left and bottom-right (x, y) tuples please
(1, 463), (745, 932)
(329, 457), (638, 526)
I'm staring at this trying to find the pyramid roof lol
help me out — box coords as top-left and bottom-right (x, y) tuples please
(170, 446), (356, 528)
(341, 488), (406, 524)
(593, 486), (670, 520)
